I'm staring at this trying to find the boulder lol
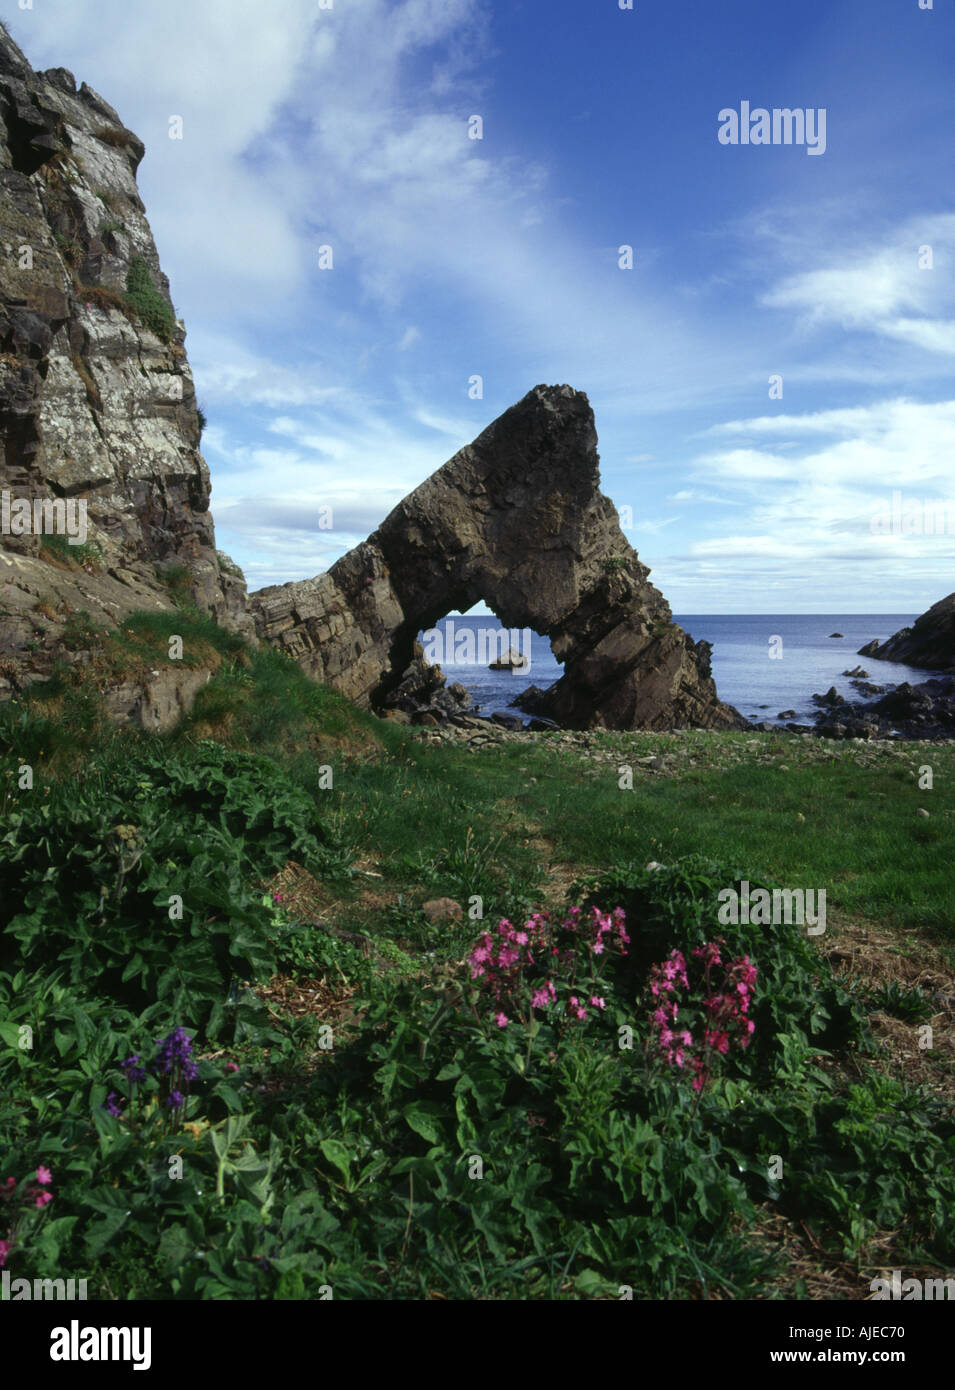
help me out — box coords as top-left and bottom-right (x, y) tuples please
(489, 646), (529, 670)
(491, 712), (525, 730)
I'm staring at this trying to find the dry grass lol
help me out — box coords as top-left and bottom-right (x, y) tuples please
(94, 126), (136, 149)
(820, 912), (955, 1102)
(70, 352), (103, 411)
(76, 283), (129, 314)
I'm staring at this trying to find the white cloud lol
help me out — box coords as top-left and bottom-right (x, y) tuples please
(761, 214), (955, 355)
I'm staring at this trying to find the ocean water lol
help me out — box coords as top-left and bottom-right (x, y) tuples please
(417, 613), (940, 725)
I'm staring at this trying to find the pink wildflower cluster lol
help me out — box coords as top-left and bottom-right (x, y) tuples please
(647, 941), (757, 1092)
(649, 950), (694, 1067)
(0, 1166), (53, 1268)
(468, 906), (628, 1029)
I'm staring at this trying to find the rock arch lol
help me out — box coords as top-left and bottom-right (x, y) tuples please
(251, 385), (743, 730)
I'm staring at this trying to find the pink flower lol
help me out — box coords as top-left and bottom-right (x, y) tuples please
(0, 1240), (10, 1267)
(225, 1061), (239, 1072)
(494, 1012), (509, 1028)
(590, 996), (605, 1010)
(530, 981), (556, 1010)
(35, 1166), (52, 1186)
(35, 1191), (52, 1209)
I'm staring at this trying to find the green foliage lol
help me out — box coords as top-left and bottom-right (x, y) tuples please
(569, 854), (868, 1072)
(38, 533), (104, 570)
(867, 979), (934, 1024)
(0, 741), (347, 1033)
(125, 256), (175, 343)
(2, 837), (953, 1297)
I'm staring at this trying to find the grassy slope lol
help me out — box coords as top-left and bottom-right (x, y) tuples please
(1, 605), (953, 1299)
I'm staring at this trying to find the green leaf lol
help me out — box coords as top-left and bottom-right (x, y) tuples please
(318, 1138), (353, 1186)
(402, 1100), (445, 1145)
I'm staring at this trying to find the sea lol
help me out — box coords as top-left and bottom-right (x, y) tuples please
(417, 613), (940, 725)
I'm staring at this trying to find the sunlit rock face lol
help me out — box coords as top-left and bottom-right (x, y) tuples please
(0, 19), (252, 682)
(251, 384), (744, 731)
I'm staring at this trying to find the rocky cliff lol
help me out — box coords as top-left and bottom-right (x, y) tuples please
(251, 385), (744, 731)
(0, 22), (741, 734)
(858, 593), (955, 673)
(0, 21), (251, 699)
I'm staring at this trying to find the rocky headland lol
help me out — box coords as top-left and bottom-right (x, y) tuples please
(858, 593), (955, 673)
(0, 19), (745, 737)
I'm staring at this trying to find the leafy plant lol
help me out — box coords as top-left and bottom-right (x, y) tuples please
(125, 256), (175, 343)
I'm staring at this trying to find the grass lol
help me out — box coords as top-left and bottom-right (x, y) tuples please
(1, 611), (953, 1300)
(94, 126), (136, 149)
(39, 533), (104, 572)
(124, 256), (175, 343)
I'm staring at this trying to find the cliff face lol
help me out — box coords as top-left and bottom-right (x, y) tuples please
(0, 24), (741, 734)
(251, 385), (744, 731)
(859, 593), (955, 673)
(0, 21), (251, 696)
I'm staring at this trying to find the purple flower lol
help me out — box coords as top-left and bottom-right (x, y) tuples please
(153, 1027), (197, 1078)
(120, 1054), (147, 1084)
(102, 1092), (123, 1117)
(167, 1090), (185, 1110)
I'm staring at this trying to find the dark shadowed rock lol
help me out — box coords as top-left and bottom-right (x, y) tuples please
(856, 593), (955, 672)
(812, 686), (846, 707)
(491, 712), (525, 730)
(251, 386), (745, 732)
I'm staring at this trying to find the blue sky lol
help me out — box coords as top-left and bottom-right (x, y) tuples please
(8, 0), (955, 611)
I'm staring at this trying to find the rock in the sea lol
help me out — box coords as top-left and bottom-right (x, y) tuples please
(856, 593), (955, 672)
(812, 686), (846, 707)
(489, 646), (529, 670)
(777, 709), (796, 719)
(251, 385), (745, 732)
(829, 632), (844, 638)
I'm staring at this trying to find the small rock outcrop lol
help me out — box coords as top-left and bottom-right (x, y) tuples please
(0, 21), (252, 696)
(858, 594), (955, 672)
(489, 646), (529, 671)
(251, 385), (744, 731)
